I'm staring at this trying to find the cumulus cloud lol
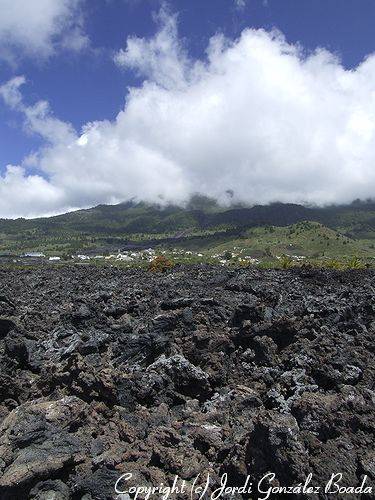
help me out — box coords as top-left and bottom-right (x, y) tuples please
(2, 9), (375, 218)
(0, 165), (64, 219)
(114, 8), (190, 89)
(0, 76), (75, 143)
(0, 0), (88, 63)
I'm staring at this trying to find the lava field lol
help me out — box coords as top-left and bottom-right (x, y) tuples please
(0, 265), (374, 499)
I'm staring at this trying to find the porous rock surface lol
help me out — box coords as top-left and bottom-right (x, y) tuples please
(0, 265), (374, 499)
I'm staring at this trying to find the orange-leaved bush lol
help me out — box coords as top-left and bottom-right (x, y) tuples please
(149, 255), (174, 272)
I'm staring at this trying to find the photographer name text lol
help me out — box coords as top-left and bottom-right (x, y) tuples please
(115, 472), (373, 499)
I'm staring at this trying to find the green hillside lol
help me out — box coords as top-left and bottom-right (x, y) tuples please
(1, 197), (375, 264)
(206, 221), (373, 258)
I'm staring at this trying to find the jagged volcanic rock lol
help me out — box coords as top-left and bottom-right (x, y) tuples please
(0, 265), (374, 499)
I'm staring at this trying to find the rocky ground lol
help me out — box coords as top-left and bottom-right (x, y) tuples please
(0, 265), (374, 499)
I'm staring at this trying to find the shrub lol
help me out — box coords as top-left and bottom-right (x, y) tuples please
(149, 255), (174, 273)
(257, 260), (276, 269)
(280, 254), (294, 269)
(326, 259), (343, 270)
(347, 256), (363, 269)
(264, 246), (272, 257)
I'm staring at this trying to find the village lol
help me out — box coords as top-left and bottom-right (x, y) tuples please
(3, 247), (266, 267)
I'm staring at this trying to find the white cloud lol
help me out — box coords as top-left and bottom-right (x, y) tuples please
(2, 10), (375, 217)
(234, 0), (246, 10)
(0, 75), (25, 107)
(0, 0), (88, 62)
(0, 165), (64, 218)
(0, 76), (75, 143)
(114, 7), (189, 89)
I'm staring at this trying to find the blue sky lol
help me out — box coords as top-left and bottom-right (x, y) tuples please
(2, 0), (375, 167)
(1, 0), (375, 217)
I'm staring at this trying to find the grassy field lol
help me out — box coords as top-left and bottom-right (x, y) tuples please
(207, 221), (372, 258)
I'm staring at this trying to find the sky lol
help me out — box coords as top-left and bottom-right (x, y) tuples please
(1, 0), (375, 218)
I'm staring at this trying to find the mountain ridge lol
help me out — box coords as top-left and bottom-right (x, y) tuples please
(1, 197), (375, 258)
(2, 197), (375, 231)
